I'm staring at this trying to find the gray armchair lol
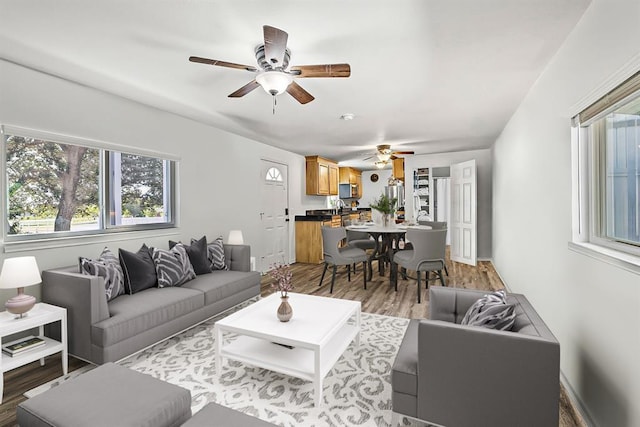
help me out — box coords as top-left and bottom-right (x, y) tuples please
(391, 286), (560, 427)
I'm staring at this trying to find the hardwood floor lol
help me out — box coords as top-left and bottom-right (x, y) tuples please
(0, 258), (584, 427)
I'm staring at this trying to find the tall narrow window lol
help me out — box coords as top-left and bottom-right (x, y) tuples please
(573, 70), (640, 256)
(107, 152), (173, 227)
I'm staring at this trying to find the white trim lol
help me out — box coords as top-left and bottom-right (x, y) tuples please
(560, 372), (597, 427)
(569, 52), (640, 116)
(568, 241), (640, 275)
(1, 125), (181, 161)
(2, 229), (180, 253)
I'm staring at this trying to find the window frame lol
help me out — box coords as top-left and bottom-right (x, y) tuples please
(2, 125), (179, 243)
(571, 71), (640, 271)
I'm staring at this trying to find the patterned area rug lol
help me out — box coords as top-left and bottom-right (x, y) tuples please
(118, 298), (422, 427)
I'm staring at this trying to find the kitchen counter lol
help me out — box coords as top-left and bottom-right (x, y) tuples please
(294, 215), (333, 222)
(295, 209), (373, 264)
(295, 208), (372, 223)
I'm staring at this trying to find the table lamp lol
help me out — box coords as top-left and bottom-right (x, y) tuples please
(227, 230), (244, 245)
(0, 256), (41, 318)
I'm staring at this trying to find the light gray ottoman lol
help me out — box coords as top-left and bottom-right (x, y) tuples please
(182, 402), (276, 427)
(17, 363), (192, 427)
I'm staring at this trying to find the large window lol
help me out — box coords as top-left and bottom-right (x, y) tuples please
(3, 127), (176, 240)
(573, 71), (640, 258)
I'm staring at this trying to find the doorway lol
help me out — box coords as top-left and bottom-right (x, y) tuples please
(259, 160), (289, 273)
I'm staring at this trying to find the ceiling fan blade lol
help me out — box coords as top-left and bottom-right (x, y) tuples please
(289, 64), (351, 78)
(392, 151), (415, 155)
(228, 80), (261, 98)
(390, 155), (398, 160)
(189, 56), (257, 72)
(263, 25), (288, 67)
(286, 81), (315, 104)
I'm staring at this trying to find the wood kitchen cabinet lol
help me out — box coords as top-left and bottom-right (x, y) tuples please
(339, 167), (363, 199)
(306, 156), (339, 196)
(295, 217), (341, 263)
(393, 158), (405, 181)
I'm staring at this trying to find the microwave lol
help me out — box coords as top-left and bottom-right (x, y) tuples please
(339, 183), (358, 199)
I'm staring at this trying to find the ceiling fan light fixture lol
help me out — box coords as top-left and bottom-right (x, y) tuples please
(375, 160), (388, 169)
(376, 152), (391, 162)
(256, 71), (293, 96)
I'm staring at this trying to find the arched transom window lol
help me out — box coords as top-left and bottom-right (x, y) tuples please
(265, 167), (283, 182)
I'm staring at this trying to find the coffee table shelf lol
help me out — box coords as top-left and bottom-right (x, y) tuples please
(221, 322), (359, 382)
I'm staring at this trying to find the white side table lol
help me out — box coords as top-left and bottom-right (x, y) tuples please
(0, 302), (67, 403)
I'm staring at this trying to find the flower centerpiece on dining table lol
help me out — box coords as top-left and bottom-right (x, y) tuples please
(369, 193), (397, 227)
(269, 262), (294, 322)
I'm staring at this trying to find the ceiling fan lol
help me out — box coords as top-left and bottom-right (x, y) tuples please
(189, 25), (351, 109)
(365, 144), (415, 168)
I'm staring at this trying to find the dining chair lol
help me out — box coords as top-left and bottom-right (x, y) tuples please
(416, 220), (447, 229)
(413, 221), (449, 276)
(319, 226), (369, 293)
(344, 220), (377, 279)
(391, 228), (447, 303)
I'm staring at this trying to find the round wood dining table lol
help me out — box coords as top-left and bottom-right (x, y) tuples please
(345, 223), (432, 279)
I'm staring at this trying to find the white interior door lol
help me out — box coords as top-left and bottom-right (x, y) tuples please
(260, 160), (289, 273)
(450, 160), (477, 266)
(435, 178), (451, 245)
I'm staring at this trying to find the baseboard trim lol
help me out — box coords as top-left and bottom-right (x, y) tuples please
(560, 372), (597, 427)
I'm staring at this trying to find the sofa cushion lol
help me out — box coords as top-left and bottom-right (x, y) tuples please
(92, 287), (204, 347)
(207, 237), (229, 271)
(152, 244), (196, 288)
(182, 270), (259, 305)
(461, 290), (515, 331)
(119, 244), (157, 294)
(79, 247), (124, 301)
(391, 319), (419, 396)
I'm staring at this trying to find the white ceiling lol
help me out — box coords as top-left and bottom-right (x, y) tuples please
(0, 0), (590, 170)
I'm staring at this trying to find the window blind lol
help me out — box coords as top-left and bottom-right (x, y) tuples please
(578, 70), (640, 124)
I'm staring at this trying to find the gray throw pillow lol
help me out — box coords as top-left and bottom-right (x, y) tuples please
(461, 290), (516, 331)
(79, 247), (125, 301)
(207, 237), (229, 271)
(152, 244), (196, 288)
(119, 244), (157, 294)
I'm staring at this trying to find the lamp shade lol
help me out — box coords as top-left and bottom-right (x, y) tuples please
(256, 71), (293, 95)
(227, 230), (244, 245)
(0, 256), (42, 290)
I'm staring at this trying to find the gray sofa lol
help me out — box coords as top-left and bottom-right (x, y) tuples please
(42, 244), (260, 365)
(392, 286), (560, 427)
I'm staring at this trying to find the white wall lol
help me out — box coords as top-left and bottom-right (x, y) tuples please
(361, 168), (394, 208)
(404, 149), (493, 259)
(0, 59), (327, 302)
(492, 1), (640, 425)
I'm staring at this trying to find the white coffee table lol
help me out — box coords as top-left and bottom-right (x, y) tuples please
(215, 292), (361, 406)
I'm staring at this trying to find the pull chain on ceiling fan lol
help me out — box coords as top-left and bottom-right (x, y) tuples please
(189, 25), (351, 113)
